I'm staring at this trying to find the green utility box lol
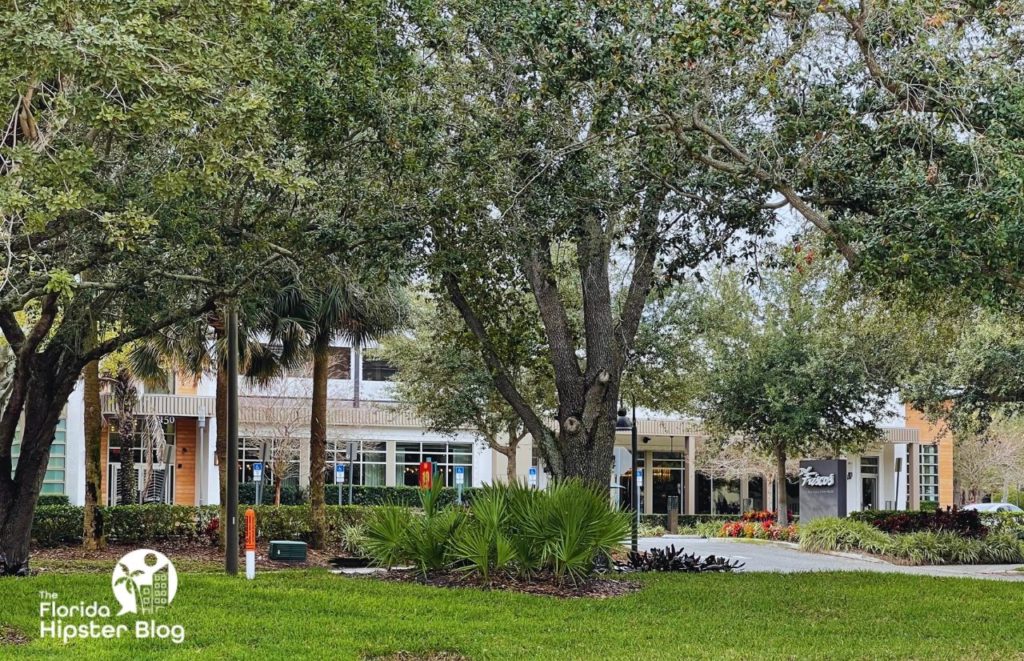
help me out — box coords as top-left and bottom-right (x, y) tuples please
(269, 540), (307, 563)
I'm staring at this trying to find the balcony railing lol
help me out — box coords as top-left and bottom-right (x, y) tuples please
(100, 393), (216, 419)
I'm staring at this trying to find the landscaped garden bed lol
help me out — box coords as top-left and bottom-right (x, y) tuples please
(800, 513), (1024, 565)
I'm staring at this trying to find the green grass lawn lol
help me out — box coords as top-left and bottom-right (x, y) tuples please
(2, 569), (1022, 659)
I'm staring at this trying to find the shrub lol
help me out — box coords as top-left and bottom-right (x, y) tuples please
(978, 531), (1024, 564)
(720, 520), (799, 543)
(888, 532), (947, 565)
(695, 519), (730, 538)
(362, 479), (628, 583)
(31, 503), (371, 547)
(450, 487), (515, 581)
(238, 483), (483, 507)
(637, 523), (665, 537)
(642, 513), (742, 528)
(37, 494), (70, 506)
(31, 504), (83, 546)
(849, 509), (987, 538)
(980, 513), (1024, 539)
(800, 518), (892, 555)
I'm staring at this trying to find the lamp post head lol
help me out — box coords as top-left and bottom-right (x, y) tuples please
(615, 408), (631, 430)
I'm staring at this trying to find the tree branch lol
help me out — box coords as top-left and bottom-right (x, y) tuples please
(442, 271), (561, 474)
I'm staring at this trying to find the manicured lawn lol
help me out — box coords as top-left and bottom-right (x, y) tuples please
(2, 569), (1022, 659)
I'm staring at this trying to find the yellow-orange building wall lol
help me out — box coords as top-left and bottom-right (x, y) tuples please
(904, 406), (955, 508)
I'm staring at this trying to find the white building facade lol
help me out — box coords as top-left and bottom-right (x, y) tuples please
(48, 340), (947, 514)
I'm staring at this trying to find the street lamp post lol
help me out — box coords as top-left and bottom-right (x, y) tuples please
(616, 405), (639, 553)
(225, 303), (239, 576)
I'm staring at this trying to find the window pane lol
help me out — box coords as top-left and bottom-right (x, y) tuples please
(327, 347), (351, 380)
(362, 358), (398, 381)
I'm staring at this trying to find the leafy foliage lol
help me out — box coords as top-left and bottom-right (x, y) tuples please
(362, 480), (629, 583)
(848, 509), (987, 539)
(620, 545), (744, 573)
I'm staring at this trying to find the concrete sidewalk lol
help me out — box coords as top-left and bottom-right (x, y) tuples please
(638, 536), (1024, 581)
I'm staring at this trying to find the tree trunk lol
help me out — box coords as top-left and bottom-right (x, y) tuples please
(215, 342), (228, 550)
(115, 379), (138, 506)
(775, 448), (789, 526)
(82, 358), (104, 549)
(275, 477), (282, 506)
(0, 360), (79, 575)
(505, 446), (518, 484)
(308, 350), (328, 549)
(553, 387), (619, 488)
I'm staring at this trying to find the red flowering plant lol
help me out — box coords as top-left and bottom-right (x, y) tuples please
(719, 519), (799, 542)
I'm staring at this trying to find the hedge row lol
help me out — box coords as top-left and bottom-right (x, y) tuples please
(238, 482), (480, 507)
(32, 504), (372, 548)
(639, 513), (743, 528)
(848, 509), (987, 538)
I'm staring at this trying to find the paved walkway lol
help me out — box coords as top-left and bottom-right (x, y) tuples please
(639, 536), (1024, 582)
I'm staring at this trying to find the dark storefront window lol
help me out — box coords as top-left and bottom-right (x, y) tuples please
(696, 472), (741, 515)
(652, 452), (683, 513)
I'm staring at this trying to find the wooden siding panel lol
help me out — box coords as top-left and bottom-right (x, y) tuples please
(174, 418), (197, 505)
(99, 426), (109, 506)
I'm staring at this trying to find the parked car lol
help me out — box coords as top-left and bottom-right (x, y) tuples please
(961, 503), (1024, 513)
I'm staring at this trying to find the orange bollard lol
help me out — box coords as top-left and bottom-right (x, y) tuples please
(244, 508), (256, 579)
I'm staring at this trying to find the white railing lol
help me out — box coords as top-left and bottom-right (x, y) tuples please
(100, 393), (216, 419)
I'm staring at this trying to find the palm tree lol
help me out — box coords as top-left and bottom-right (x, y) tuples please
(128, 305), (296, 546)
(268, 277), (408, 549)
(114, 561), (145, 610)
(107, 369), (139, 505)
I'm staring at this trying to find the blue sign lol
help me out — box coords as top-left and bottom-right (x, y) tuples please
(335, 463), (346, 484)
(252, 462), (263, 482)
(528, 466), (538, 487)
(455, 465), (465, 486)
(636, 468), (644, 489)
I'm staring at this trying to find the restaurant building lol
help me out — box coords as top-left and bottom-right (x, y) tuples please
(52, 341), (953, 514)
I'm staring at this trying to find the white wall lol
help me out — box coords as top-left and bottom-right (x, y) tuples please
(64, 382), (86, 506)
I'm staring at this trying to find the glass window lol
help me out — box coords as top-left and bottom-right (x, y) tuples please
(748, 476), (764, 512)
(238, 437), (300, 486)
(861, 457), (879, 475)
(11, 418), (68, 496)
(651, 452), (683, 514)
(325, 440), (387, 486)
(919, 445), (939, 503)
(327, 347), (351, 380)
(362, 357), (398, 382)
(394, 440), (473, 487)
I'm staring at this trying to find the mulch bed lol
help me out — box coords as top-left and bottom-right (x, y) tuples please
(373, 568), (640, 598)
(30, 541), (337, 573)
(0, 626), (29, 646)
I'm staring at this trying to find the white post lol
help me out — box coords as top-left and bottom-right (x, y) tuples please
(245, 550), (255, 580)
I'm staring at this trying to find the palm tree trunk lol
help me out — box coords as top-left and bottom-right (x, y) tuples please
(82, 358), (104, 549)
(309, 350), (328, 549)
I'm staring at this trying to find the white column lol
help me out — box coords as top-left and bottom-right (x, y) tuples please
(685, 435), (696, 515)
(298, 437), (310, 489)
(385, 440), (397, 487)
(64, 382), (86, 505)
(643, 450), (653, 515)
